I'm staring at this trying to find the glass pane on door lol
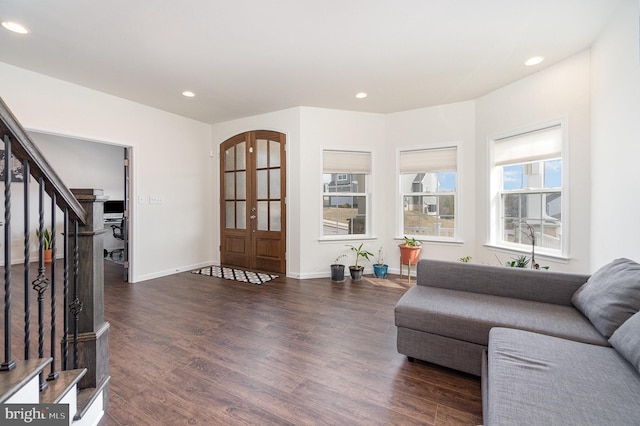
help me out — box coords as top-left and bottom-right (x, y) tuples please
(257, 139), (268, 169)
(257, 201), (268, 231)
(257, 170), (268, 199)
(236, 142), (246, 169)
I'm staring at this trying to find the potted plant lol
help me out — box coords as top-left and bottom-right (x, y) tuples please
(330, 254), (347, 282)
(398, 236), (422, 266)
(36, 228), (53, 263)
(347, 243), (373, 281)
(373, 246), (388, 278)
(505, 254), (530, 268)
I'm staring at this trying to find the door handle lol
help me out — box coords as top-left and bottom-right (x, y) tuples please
(250, 215), (256, 219)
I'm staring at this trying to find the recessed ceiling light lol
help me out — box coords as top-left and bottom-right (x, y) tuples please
(525, 56), (544, 66)
(1, 21), (29, 34)
(355, 92), (368, 99)
(182, 91), (195, 98)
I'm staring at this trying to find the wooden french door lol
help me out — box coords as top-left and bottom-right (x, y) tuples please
(220, 130), (286, 274)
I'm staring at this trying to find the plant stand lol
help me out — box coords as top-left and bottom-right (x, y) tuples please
(399, 258), (416, 283)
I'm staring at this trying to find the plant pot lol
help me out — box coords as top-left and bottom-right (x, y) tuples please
(330, 264), (345, 282)
(349, 266), (364, 281)
(399, 244), (422, 265)
(44, 249), (52, 264)
(373, 264), (388, 278)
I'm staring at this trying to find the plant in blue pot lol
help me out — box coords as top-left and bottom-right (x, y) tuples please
(373, 246), (388, 278)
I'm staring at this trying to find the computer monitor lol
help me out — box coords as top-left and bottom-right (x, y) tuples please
(104, 200), (125, 215)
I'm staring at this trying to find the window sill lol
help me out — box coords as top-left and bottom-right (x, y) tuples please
(484, 244), (569, 264)
(394, 237), (464, 246)
(319, 235), (378, 243)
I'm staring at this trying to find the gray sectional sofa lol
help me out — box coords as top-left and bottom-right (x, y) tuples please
(395, 258), (640, 425)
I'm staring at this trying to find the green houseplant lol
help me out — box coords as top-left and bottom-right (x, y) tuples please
(399, 236), (422, 266)
(347, 243), (373, 281)
(36, 228), (53, 263)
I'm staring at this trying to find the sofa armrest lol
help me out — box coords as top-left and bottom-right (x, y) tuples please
(416, 259), (589, 306)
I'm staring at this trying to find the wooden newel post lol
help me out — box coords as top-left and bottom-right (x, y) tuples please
(69, 188), (111, 409)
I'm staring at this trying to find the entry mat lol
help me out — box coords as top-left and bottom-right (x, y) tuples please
(191, 265), (278, 285)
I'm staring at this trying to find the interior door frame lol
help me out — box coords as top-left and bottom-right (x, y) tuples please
(220, 130), (287, 274)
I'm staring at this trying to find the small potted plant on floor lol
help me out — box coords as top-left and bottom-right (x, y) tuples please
(36, 228), (53, 263)
(347, 243), (373, 281)
(373, 246), (388, 278)
(399, 236), (422, 266)
(330, 254), (347, 282)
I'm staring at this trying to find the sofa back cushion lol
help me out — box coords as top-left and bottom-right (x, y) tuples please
(609, 311), (640, 374)
(572, 258), (640, 338)
(417, 259), (589, 306)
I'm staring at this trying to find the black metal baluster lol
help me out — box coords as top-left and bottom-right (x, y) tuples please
(32, 178), (49, 391)
(47, 194), (58, 381)
(23, 160), (31, 360)
(69, 219), (82, 369)
(62, 208), (69, 370)
(1, 135), (15, 371)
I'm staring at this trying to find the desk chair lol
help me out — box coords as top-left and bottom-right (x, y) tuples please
(108, 218), (125, 259)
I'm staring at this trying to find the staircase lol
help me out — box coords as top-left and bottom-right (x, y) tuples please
(0, 96), (109, 425)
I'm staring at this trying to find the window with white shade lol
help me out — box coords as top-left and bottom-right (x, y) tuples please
(322, 150), (371, 237)
(399, 146), (458, 240)
(490, 124), (564, 255)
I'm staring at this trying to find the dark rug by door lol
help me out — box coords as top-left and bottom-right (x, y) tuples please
(191, 265), (278, 285)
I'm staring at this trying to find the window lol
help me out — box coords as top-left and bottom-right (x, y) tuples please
(491, 124), (563, 254)
(399, 146), (457, 240)
(322, 150), (371, 237)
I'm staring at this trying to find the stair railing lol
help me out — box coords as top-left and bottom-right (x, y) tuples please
(0, 95), (86, 391)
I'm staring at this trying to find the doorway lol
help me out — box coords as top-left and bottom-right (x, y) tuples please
(220, 130), (286, 274)
(27, 131), (132, 282)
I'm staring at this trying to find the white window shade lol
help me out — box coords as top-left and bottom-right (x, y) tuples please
(323, 150), (371, 174)
(400, 147), (457, 173)
(494, 125), (562, 166)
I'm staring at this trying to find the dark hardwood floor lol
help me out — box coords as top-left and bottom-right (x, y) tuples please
(102, 261), (482, 425)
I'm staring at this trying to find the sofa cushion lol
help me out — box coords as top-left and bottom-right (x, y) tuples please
(571, 258), (640, 338)
(486, 328), (640, 426)
(610, 311), (640, 374)
(395, 285), (608, 347)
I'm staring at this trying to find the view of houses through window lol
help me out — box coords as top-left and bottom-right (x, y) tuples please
(493, 124), (563, 254)
(399, 146), (458, 240)
(322, 150), (370, 236)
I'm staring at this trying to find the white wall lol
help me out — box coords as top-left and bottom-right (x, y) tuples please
(0, 62), (213, 282)
(475, 51), (592, 273)
(590, 0), (640, 270)
(385, 101), (476, 267)
(30, 132), (124, 200)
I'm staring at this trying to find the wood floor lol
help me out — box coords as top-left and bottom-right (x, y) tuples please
(102, 262), (482, 425)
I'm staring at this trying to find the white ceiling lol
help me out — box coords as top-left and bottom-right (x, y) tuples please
(0, 0), (623, 124)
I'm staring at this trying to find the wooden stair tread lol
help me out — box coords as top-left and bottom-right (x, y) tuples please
(75, 375), (110, 421)
(0, 358), (52, 403)
(40, 368), (87, 404)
